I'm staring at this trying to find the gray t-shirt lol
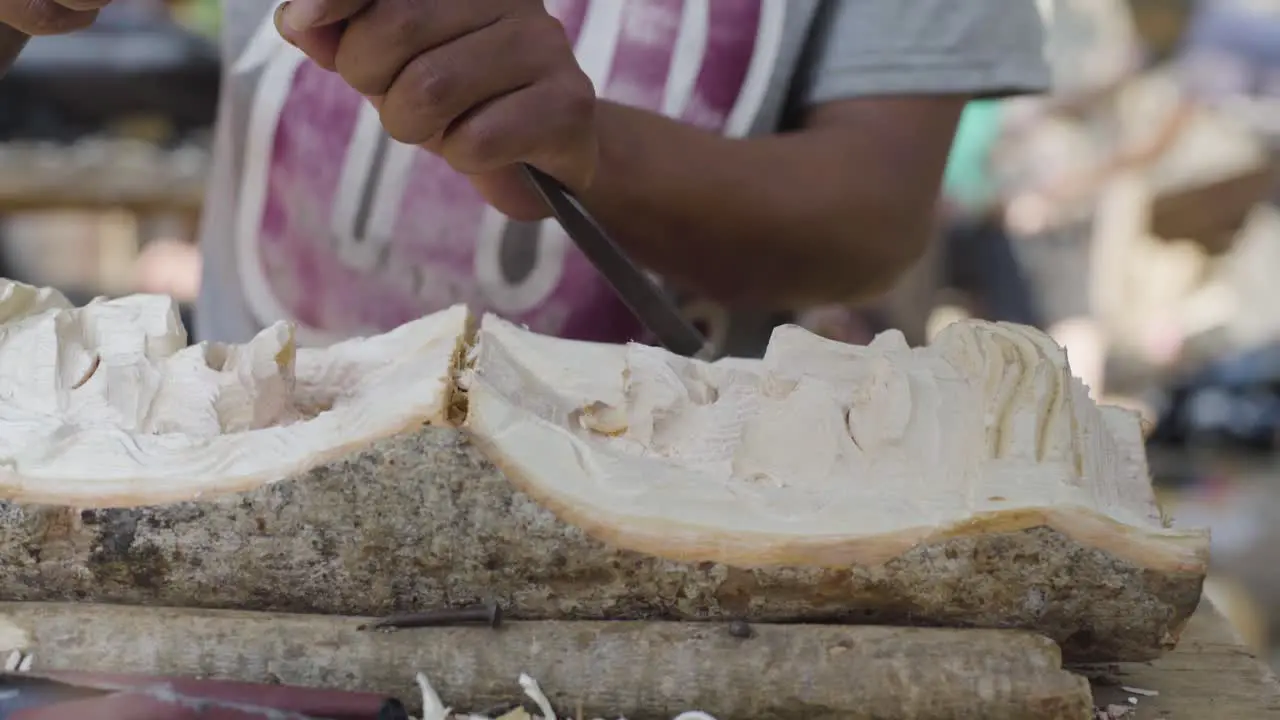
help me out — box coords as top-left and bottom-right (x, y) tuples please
(197, 0), (1049, 354)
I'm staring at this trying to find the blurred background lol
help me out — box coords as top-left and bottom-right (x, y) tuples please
(0, 0), (215, 323)
(3, 0), (1280, 665)
(808, 0), (1280, 667)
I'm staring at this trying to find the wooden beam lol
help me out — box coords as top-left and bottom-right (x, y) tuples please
(0, 602), (1094, 720)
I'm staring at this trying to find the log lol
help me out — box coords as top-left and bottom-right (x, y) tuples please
(0, 424), (1202, 663)
(0, 602), (1095, 720)
(0, 281), (1209, 663)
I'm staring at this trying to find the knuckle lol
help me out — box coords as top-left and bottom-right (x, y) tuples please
(405, 53), (457, 112)
(450, 116), (510, 171)
(380, 119), (421, 147)
(11, 0), (93, 34)
(563, 74), (597, 117)
(461, 122), (507, 167)
(524, 10), (566, 41)
(57, 0), (109, 10)
(524, 14), (577, 69)
(334, 0), (426, 95)
(383, 0), (429, 53)
(549, 70), (597, 124)
(380, 56), (456, 145)
(332, 45), (384, 96)
(313, 0), (369, 27)
(379, 103), (434, 146)
(341, 70), (384, 98)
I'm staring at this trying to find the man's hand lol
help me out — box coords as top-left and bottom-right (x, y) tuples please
(275, 0), (598, 220)
(0, 0), (108, 35)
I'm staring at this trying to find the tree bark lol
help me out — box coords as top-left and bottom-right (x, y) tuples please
(0, 427), (1204, 663)
(0, 602), (1094, 720)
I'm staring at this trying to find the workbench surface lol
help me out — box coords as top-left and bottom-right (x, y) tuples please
(1087, 599), (1280, 718)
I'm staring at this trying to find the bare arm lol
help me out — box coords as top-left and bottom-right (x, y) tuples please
(273, 0), (1042, 312)
(580, 96), (967, 308)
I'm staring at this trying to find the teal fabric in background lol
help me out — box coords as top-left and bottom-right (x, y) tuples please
(942, 99), (1004, 212)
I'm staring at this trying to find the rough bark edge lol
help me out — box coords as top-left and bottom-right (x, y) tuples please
(0, 424), (1206, 663)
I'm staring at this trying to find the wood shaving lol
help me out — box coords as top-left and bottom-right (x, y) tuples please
(416, 671), (451, 720)
(3, 650), (31, 672)
(1120, 685), (1159, 697)
(412, 670), (721, 720)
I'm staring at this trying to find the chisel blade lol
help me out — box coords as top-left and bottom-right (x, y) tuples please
(521, 164), (714, 360)
(0, 25), (29, 79)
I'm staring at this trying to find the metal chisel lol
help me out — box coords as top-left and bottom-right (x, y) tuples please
(0, 24), (28, 79)
(521, 164), (714, 360)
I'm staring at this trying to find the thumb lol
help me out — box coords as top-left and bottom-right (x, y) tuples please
(274, 2), (347, 71)
(276, 0), (369, 32)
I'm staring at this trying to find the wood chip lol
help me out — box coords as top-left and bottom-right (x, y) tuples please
(1120, 685), (1159, 697)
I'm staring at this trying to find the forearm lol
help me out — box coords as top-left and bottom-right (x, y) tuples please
(580, 101), (956, 307)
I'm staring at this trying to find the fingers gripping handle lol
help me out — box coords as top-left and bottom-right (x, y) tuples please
(0, 24), (30, 79)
